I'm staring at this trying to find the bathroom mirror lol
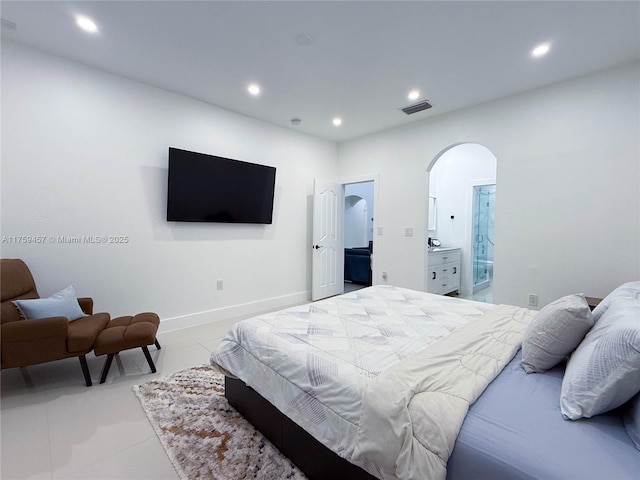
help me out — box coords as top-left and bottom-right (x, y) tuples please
(428, 196), (437, 230)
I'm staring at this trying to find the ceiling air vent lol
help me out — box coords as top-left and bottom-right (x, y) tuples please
(401, 100), (432, 115)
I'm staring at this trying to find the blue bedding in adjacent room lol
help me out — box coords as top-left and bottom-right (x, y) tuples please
(447, 350), (640, 480)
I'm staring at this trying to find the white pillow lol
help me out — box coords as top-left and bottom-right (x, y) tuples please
(591, 281), (640, 323)
(560, 289), (640, 420)
(12, 285), (87, 322)
(521, 294), (594, 373)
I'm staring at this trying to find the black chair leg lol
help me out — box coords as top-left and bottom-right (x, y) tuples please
(99, 353), (115, 384)
(141, 345), (156, 373)
(154, 339), (161, 350)
(79, 355), (92, 387)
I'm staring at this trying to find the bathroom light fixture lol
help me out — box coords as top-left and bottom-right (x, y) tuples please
(247, 83), (261, 96)
(75, 15), (98, 33)
(408, 90), (420, 101)
(332, 117), (342, 126)
(531, 43), (551, 58)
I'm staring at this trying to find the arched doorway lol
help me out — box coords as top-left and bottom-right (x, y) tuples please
(426, 143), (497, 302)
(344, 195), (368, 248)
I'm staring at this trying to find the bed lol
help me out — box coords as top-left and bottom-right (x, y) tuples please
(211, 284), (640, 479)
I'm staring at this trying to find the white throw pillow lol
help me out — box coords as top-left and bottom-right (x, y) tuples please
(521, 294), (594, 374)
(560, 288), (640, 420)
(12, 285), (87, 322)
(591, 281), (640, 323)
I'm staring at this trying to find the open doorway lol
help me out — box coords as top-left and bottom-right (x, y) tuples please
(426, 144), (497, 302)
(471, 183), (496, 298)
(344, 181), (374, 293)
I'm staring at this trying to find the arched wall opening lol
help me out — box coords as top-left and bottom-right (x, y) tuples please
(426, 143), (497, 300)
(344, 194), (369, 248)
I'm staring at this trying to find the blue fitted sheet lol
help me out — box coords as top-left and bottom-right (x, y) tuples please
(447, 351), (640, 480)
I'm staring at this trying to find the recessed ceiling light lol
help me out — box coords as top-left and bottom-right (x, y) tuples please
(408, 90), (420, 101)
(75, 15), (98, 34)
(531, 43), (551, 58)
(247, 83), (261, 96)
(332, 117), (342, 127)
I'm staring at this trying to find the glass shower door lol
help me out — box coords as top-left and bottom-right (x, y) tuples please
(472, 185), (495, 291)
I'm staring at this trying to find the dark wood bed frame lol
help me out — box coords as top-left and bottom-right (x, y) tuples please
(225, 376), (377, 480)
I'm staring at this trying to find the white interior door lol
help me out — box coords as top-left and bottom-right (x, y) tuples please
(312, 180), (344, 301)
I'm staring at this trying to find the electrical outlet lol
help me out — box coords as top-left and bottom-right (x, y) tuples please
(382, 271), (388, 281)
(217, 279), (224, 291)
(404, 227), (413, 237)
(528, 293), (538, 307)
(377, 226), (384, 235)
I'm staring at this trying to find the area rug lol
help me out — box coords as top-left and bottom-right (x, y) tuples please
(133, 365), (306, 480)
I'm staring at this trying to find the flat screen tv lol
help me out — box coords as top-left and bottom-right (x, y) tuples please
(167, 147), (276, 224)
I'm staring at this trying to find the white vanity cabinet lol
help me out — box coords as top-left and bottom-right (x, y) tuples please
(427, 248), (461, 295)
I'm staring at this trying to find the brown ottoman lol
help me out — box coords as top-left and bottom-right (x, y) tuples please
(94, 312), (161, 384)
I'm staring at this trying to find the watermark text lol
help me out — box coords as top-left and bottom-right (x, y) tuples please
(2, 235), (129, 245)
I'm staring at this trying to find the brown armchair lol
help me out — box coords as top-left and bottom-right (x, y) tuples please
(1, 259), (110, 386)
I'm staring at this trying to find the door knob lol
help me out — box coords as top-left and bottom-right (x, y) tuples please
(313, 244), (321, 250)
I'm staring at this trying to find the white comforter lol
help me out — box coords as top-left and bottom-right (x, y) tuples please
(211, 286), (533, 479)
(352, 303), (534, 479)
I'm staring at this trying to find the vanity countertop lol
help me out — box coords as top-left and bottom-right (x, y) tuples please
(428, 247), (461, 253)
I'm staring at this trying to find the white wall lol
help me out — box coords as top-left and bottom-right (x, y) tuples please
(345, 181), (374, 244)
(3, 42), (638, 316)
(429, 144), (496, 296)
(338, 62), (640, 308)
(344, 196), (368, 248)
(1, 42), (338, 330)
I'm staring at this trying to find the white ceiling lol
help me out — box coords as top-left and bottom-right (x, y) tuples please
(2, 1), (639, 142)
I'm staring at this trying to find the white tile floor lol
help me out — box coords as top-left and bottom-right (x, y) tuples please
(0, 317), (242, 480)
(343, 282), (366, 294)
(465, 285), (493, 304)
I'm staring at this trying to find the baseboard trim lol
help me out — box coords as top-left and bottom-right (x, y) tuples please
(157, 290), (310, 333)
